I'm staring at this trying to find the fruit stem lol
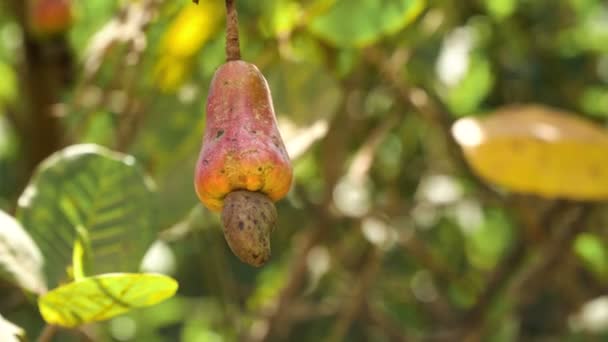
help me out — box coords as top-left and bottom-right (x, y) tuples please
(225, 0), (241, 61)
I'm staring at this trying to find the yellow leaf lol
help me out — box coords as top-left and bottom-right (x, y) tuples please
(154, 1), (223, 92)
(39, 273), (178, 327)
(160, 1), (223, 58)
(452, 104), (608, 200)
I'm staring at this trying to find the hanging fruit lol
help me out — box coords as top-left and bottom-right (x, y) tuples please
(194, 0), (293, 266)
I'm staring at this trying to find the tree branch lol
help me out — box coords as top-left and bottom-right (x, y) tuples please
(37, 324), (58, 342)
(327, 247), (382, 342)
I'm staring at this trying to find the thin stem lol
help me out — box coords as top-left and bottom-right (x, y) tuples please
(37, 324), (58, 342)
(225, 0), (241, 61)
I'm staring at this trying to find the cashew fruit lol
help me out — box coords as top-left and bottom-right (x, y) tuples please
(194, 60), (292, 266)
(194, 60), (292, 212)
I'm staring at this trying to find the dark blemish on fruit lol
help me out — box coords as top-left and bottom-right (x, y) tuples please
(231, 138), (237, 142)
(238, 221), (244, 230)
(258, 167), (262, 172)
(220, 169), (226, 174)
(216, 129), (225, 138)
(202, 159), (209, 165)
(253, 219), (258, 225)
(223, 80), (229, 85)
(251, 130), (257, 134)
(252, 253), (259, 260)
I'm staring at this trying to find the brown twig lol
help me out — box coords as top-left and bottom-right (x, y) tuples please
(37, 324), (58, 342)
(459, 203), (591, 341)
(225, 0), (241, 61)
(327, 247), (383, 342)
(506, 204), (591, 302)
(364, 303), (412, 342)
(346, 113), (399, 183)
(245, 224), (326, 342)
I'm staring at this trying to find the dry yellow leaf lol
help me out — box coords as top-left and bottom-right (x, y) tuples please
(452, 104), (608, 200)
(154, 1), (223, 92)
(160, 1), (223, 58)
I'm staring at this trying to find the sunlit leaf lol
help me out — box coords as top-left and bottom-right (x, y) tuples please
(0, 314), (24, 342)
(445, 55), (494, 116)
(483, 0), (517, 19)
(259, 0), (302, 37)
(452, 105), (608, 200)
(17, 144), (157, 287)
(465, 208), (513, 270)
(580, 86), (608, 118)
(0, 210), (46, 293)
(0, 61), (16, 105)
(247, 261), (288, 310)
(308, 0), (425, 47)
(39, 273), (178, 327)
(154, 1), (223, 92)
(574, 233), (608, 280)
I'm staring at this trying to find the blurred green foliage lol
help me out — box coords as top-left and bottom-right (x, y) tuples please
(1, 0), (608, 341)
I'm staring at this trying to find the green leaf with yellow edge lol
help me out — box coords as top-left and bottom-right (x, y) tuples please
(308, 0), (425, 47)
(452, 104), (608, 200)
(39, 273), (178, 328)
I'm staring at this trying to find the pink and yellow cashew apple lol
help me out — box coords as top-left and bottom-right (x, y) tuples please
(194, 60), (292, 266)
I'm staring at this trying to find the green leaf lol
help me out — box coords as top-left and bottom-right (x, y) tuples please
(308, 0), (425, 47)
(445, 55), (495, 116)
(0, 314), (23, 342)
(574, 233), (608, 280)
(483, 0), (517, 19)
(0, 210), (46, 293)
(17, 144), (158, 287)
(465, 208), (513, 270)
(38, 273), (178, 327)
(0, 61), (16, 105)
